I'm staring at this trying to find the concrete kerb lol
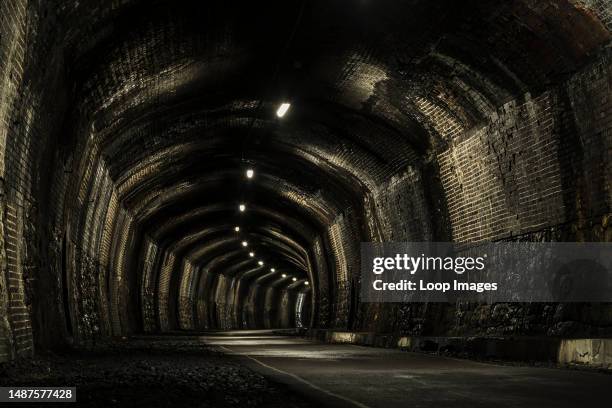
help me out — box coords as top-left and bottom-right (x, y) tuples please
(306, 329), (612, 369)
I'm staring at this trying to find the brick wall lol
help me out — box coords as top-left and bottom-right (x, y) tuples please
(342, 47), (611, 337)
(365, 166), (433, 242)
(140, 237), (160, 333)
(178, 260), (197, 330)
(310, 237), (330, 328)
(571, 0), (612, 30)
(438, 91), (569, 242)
(417, 49), (610, 337)
(0, 0), (35, 360)
(324, 209), (361, 329)
(438, 48), (610, 246)
(566, 48), (612, 219)
(0, 0), (68, 359)
(157, 251), (176, 332)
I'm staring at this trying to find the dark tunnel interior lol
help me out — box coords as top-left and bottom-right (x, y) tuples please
(0, 0), (610, 406)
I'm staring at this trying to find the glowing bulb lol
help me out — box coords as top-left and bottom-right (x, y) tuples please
(270, 268), (275, 272)
(249, 252), (255, 257)
(241, 241), (248, 247)
(282, 274), (287, 278)
(292, 277), (297, 282)
(258, 260), (264, 266)
(246, 169), (254, 179)
(304, 281), (309, 285)
(276, 102), (291, 118)
(239, 204), (246, 212)
(234, 226), (240, 232)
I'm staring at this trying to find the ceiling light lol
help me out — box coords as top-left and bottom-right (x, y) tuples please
(234, 226), (240, 232)
(258, 260), (264, 266)
(270, 268), (275, 272)
(241, 241), (248, 247)
(282, 274), (287, 278)
(239, 204), (246, 212)
(276, 102), (291, 118)
(249, 252), (255, 257)
(246, 169), (254, 179)
(292, 277), (297, 282)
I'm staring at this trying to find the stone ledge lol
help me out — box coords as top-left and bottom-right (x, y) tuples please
(307, 329), (612, 369)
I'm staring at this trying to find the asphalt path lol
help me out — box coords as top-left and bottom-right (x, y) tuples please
(201, 330), (612, 408)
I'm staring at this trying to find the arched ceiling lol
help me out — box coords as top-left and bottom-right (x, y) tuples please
(52, 0), (609, 318)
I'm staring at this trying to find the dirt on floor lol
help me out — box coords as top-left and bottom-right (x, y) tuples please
(0, 337), (312, 408)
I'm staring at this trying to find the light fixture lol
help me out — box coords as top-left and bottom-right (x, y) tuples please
(282, 274), (287, 278)
(234, 226), (240, 232)
(292, 277), (297, 282)
(304, 281), (309, 285)
(270, 268), (275, 272)
(258, 260), (264, 266)
(276, 102), (291, 118)
(239, 204), (246, 212)
(241, 241), (248, 247)
(249, 252), (255, 257)
(246, 169), (254, 179)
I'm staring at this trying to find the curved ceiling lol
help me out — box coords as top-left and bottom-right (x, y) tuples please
(50, 0), (609, 332)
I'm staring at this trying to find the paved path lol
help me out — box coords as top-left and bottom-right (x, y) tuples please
(201, 330), (612, 408)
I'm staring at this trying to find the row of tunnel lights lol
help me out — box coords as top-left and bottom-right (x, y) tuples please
(233, 103), (309, 287)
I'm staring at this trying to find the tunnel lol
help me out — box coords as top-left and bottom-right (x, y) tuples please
(0, 0), (611, 407)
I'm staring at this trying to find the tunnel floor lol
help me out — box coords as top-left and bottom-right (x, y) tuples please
(0, 334), (311, 408)
(206, 331), (612, 408)
(2, 331), (611, 407)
